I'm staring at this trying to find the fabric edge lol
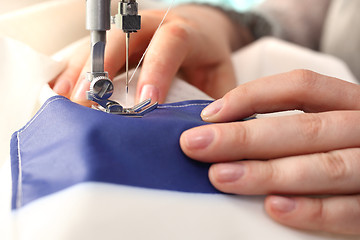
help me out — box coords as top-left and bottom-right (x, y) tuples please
(10, 132), (19, 210)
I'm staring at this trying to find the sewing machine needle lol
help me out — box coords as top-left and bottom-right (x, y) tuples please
(126, 32), (130, 94)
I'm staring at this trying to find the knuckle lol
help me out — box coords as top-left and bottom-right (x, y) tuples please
(320, 152), (348, 181)
(163, 22), (191, 43)
(142, 50), (170, 75)
(290, 69), (320, 105)
(232, 123), (251, 148)
(297, 113), (323, 141)
(145, 56), (168, 72)
(356, 195), (360, 211)
(291, 69), (318, 89)
(289, 159), (309, 182)
(238, 84), (250, 99)
(262, 160), (280, 193)
(233, 85), (250, 103)
(310, 198), (327, 229)
(213, 123), (251, 160)
(227, 85), (256, 115)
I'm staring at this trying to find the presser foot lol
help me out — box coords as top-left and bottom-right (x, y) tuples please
(86, 73), (158, 117)
(90, 98), (158, 117)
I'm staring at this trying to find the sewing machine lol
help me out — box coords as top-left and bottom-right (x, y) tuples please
(85, 0), (157, 116)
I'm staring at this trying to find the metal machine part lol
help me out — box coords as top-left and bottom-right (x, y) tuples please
(91, 98), (158, 117)
(86, 75), (157, 116)
(86, 0), (110, 74)
(85, 0), (156, 117)
(114, 0), (141, 93)
(115, 0), (141, 33)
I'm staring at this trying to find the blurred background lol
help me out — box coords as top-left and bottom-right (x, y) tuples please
(0, 0), (263, 55)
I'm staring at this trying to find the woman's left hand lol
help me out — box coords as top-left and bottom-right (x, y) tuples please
(180, 70), (360, 235)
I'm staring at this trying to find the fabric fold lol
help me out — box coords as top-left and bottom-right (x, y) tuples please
(11, 96), (222, 209)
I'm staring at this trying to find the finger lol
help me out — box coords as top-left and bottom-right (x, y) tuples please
(182, 57), (237, 100)
(208, 148), (360, 195)
(265, 195), (360, 235)
(52, 39), (90, 97)
(200, 70), (360, 122)
(136, 21), (193, 103)
(105, 11), (165, 79)
(70, 59), (92, 107)
(207, 59), (237, 99)
(180, 111), (360, 162)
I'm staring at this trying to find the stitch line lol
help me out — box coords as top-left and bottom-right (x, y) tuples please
(16, 132), (22, 209)
(19, 97), (64, 134)
(157, 103), (210, 109)
(16, 96), (64, 209)
(19, 98), (210, 133)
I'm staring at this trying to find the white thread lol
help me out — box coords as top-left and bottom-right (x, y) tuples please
(16, 96), (63, 209)
(128, 0), (176, 84)
(16, 132), (22, 209)
(19, 96), (64, 133)
(157, 103), (210, 109)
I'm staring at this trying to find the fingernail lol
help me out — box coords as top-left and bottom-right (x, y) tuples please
(139, 84), (159, 102)
(53, 80), (71, 96)
(71, 75), (91, 103)
(212, 163), (245, 183)
(270, 196), (296, 213)
(201, 98), (223, 120)
(182, 127), (214, 150)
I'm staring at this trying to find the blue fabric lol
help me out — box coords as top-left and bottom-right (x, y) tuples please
(11, 96), (222, 209)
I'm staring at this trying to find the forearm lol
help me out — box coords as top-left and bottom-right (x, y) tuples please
(256, 0), (331, 49)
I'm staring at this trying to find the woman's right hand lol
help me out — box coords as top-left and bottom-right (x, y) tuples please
(52, 4), (254, 105)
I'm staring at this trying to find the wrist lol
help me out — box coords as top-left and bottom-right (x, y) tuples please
(199, 4), (274, 51)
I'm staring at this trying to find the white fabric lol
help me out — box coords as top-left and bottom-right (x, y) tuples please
(1, 37), (359, 240)
(0, 37), (65, 168)
(11, 183), (358, 240)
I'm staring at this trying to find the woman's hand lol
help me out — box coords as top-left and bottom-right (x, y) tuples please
(52, 5), (253, 105)
(180, 70), (360, 235)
